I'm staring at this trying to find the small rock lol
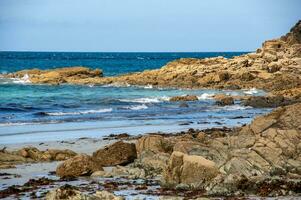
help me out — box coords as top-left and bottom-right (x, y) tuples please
(169, 95), (198, 102)
(215, 96), (234, 106)
(179, 103), (189, 108)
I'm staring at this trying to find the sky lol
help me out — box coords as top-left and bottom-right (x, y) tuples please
(0, 0), (300, 52)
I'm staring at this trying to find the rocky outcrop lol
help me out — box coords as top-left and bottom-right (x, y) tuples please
(243, 95), (301, 108)
(157, 102), (301, 196)
(169, 95), (198, 102)
(6, 67), (103, 85)
(0, 147), (77, 169)
(92, 141), (137, 167)
(56, 154), (102, 178)
(162, 151), (219, 189)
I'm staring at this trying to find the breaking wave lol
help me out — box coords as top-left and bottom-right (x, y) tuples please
(119, 96), (170, 103)
(36, 108), (113, 116)
(123, 104), (148, 110)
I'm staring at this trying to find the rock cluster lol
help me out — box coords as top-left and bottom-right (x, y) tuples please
(55, 141), (137, 178)
(132, 102), (301, 196)
(0, 147), (76, 169)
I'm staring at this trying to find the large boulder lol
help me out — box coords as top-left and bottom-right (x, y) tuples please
(56, 154), (102, 178)
(162, 151), (219, 189)
(92, 141), (137, 167)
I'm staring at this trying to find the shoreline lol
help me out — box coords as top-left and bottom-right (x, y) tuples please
(0, 21), (300, 199)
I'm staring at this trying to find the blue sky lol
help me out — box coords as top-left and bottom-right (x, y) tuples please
(0, 0), (300, 52)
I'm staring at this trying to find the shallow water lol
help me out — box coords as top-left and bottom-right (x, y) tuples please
(0, 52), (271, 144)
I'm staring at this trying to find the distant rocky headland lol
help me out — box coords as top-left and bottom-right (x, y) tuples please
(5, 21), (301, 98)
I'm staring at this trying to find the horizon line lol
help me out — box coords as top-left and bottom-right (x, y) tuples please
(0, 50), (253, 53)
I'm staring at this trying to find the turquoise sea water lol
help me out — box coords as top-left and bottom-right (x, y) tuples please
(0, 52), (270, 144)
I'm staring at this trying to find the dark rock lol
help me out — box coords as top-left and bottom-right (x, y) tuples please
(179, 103), (189, 108)
(242, 95), (295, 108)
(216, 96), (234, 106)
(92, 141), (137, 167)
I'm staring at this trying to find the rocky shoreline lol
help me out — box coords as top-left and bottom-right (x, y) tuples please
(1, 102), (300, 199)
(0, 21), (300, 199)
(4, 21), (301, 97)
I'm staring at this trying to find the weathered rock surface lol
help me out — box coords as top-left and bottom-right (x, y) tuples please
(91, 165), (146, 179)
(158, 102), (301, 196)
(162, 151), (219, 189)
(92, 141), (137, 167)
(56, 154), (102, 178)
(169, 95), (198, 102)
(46, 185), (124, 200)
(136, 135), (173, 155)
(0, 147), (77, 169)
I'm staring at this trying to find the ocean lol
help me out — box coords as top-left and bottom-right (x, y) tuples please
(0, 52), (270, 144)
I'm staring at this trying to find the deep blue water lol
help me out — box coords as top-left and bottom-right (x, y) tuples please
(0, 51), (248, 76)
(0, 52), (271, 144)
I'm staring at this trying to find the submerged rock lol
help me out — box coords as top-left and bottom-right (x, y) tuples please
(215, 96), (234, 106)
(56, 154), (102, 178)
(169, 95), (198, 102)
(92, 141), (137, 167)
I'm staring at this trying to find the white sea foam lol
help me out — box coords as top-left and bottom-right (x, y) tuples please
(198, 93), (215, 100)
(88, 84), (94, 87)
(222, 105), (252, 111)
(143, 84), (153, 89)
(46, 108), (112, 116)
(244, 88), (258, 95)
(119, 96), (170, 103)
(101, 83), (131, 88)
(124, 104), (148, 110)
(12, 74), (31, 84)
